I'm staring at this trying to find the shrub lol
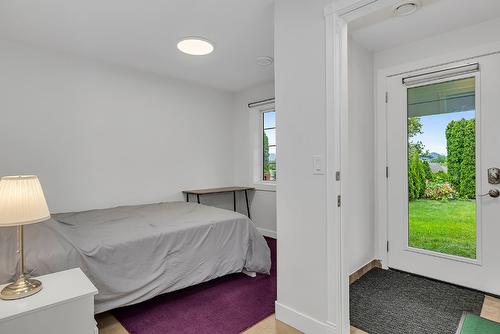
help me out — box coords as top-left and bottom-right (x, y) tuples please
(460, 120), (476, 199)
(424, 181), (457, 200)
(446, 118), (476, 198)
(433, 171), (449, 182)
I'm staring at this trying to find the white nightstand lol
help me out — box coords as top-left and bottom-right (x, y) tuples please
(0, 268), (98, 334)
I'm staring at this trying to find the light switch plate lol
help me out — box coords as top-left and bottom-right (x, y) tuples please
(312, 155), (325, 175)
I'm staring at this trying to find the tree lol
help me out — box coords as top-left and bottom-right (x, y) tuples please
(446, 119), (466, 191)
(414, 150), (427, 198)
(408, 117), (424, 159)
(263, 132), (270, 171)
(422, 160), (433, 181)
(408, 149), (426, 200)
(460, 119), (476, 199)
(418, 161), (427, 197)
(408, 117), (427, 200)
(408, 117), (423, 138)
(408, 164), (417, 201)
(446, 118), (476, 198)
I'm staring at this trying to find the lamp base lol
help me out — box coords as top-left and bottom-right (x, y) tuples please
(0, 276), (42, 300)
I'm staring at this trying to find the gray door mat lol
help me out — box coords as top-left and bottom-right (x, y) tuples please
(350, 268), (484, 334)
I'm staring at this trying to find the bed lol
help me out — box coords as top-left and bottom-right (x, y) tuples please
(0, 201), (271, 313)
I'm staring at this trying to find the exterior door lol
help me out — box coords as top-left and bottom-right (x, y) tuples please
(386, 53), (500, 295)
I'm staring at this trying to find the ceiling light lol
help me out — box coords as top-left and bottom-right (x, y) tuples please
(177, 37), (214, 56)
(393, 1), (420, 16)
(256, 56), (273, 66)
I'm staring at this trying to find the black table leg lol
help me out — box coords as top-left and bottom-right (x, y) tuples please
(186, 193), (189, 202)
(244, 190), (251, 219)
(197, 194), (200, 204)
(233, 191), (236, 211)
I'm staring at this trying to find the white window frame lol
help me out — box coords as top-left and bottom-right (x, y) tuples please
(250, 104), (276, 191)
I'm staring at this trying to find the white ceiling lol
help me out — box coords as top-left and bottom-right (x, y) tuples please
(350, 0), (500, 52)
(0, 0), (275, 92)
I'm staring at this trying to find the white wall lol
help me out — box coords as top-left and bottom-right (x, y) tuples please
(233, 82), (277, 237)
(274, 0), (333, 331)
(374, 17), (500, 70)
(346, 37), (375, 274)
(0, 39), (237, 213)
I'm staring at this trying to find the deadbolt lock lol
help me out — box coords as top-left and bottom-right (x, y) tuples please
(488, 168), (500, 185)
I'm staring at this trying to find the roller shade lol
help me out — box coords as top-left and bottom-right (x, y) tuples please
(248, 98), (275, 109)
(403, 63), (479, 86)
(407, 76), (475, 118)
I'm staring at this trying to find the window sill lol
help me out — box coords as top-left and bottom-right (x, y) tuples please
(253, 181), (276, 192)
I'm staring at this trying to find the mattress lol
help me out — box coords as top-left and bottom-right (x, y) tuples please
(0, 201), (271, 313)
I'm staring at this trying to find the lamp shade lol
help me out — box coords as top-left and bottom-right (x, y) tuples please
(0, 175), (50, 226)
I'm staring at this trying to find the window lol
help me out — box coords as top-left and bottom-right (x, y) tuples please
(263, 110), (276, 181)
(406, 77), (477, 259)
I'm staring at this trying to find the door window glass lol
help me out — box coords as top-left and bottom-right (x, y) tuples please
(407, 77), (477, 259)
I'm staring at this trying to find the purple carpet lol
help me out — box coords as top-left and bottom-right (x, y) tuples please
(112, 237), (276, 334)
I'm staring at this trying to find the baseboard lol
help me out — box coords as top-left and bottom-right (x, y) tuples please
(257, 227), (277, 239)
(275, 301), (336, 334)
(349, 259), (382, 285)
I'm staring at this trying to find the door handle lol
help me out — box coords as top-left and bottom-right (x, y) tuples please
(479, 189), (500, 198)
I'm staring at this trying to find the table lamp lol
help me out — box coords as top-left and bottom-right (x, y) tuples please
(0, 175), (50, 300)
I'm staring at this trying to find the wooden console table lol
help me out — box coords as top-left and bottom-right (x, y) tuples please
(183, 187), (254, 218)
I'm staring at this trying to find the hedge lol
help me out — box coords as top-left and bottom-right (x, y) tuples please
(459, 119), (476, 199)
(446, 118), (476, 199)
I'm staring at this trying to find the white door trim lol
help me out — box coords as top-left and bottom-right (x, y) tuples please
(324, 1), (395, 334)
(325, 0), (500, 333)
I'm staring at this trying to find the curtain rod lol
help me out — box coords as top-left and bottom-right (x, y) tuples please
(248, 98), (275, 109)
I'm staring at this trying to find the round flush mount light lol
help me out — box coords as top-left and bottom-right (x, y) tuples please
(393, 1), (420, 16)
(177, 37), (214, 56)
(256, 56), (274, 66)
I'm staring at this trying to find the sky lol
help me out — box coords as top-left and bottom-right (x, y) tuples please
(264, 111), (276, 161)
(264, 111), (275, 129)
(264, 110), (276, 147)
(412, 110), (475, 156)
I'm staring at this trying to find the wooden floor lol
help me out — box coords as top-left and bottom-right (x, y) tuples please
(96, 313), (303, 334)
(97, 295), (500, 334)
(481, 295), (500, 323)
(97, 311), (368, 334)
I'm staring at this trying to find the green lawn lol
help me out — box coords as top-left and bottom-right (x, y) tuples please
(409, 199), (476, 259)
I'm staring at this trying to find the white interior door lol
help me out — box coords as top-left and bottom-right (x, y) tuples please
(386, 53), (500, 295)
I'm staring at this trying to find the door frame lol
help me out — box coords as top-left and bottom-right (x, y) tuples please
(324, 1), (397, 334)
(376, 45), (500, 268)
(324, 1), (500, 333)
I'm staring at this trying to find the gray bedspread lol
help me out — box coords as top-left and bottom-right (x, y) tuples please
(0, 202), (271, 313)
